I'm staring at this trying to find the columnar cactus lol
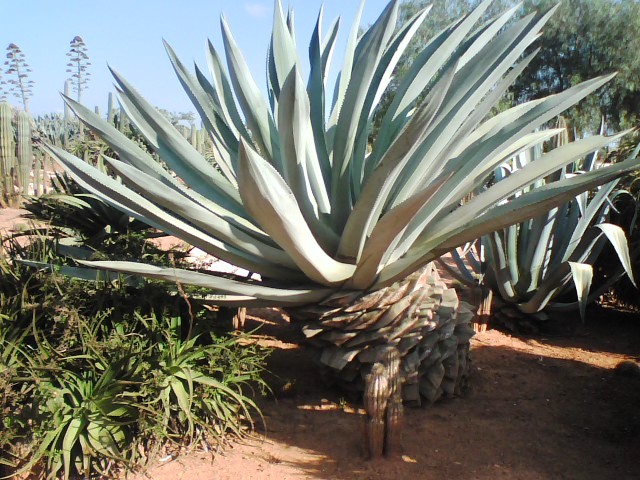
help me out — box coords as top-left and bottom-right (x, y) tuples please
(0, 102), (16, 206)
(16, 110), (33, 195)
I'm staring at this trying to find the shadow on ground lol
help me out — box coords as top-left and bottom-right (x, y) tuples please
(242, 307), (640, 480)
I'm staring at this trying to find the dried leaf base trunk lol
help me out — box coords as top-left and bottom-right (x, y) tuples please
(288, 263), (475, 407)
(491, 299), (587, 336)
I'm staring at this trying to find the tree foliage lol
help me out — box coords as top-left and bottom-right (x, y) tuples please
(387, 0), (640, 135)
(513, 0), (640, 134)
(3, 43), (34, 112)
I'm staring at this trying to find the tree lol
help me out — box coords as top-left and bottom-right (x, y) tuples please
(66, 36), (91, 103)
(512, 0), (640, 134)
(390, 0), (640, 135)
(4, 43), (34, 112)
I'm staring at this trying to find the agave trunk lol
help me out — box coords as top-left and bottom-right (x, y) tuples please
(287, 263), (474, 407)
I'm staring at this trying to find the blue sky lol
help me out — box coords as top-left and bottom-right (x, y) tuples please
(1, 0), (392, 116)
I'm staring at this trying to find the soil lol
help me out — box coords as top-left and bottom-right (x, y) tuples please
(129, 306), (640, 480)
(2, 208), (639, 480)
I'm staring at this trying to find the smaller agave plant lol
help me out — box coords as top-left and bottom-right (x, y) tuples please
(439, 125), (638, 331)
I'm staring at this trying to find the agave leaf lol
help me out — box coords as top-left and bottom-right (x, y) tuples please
(349, 172), (453, 289)
(61, 95), (170, 182)
(277, 69), (336, 248)
(221, 15), (280, 167)
(398, 132), (625, 264)
(238, 139), (354, 285)
(78, 260), (333, 305)
(435, 253), (476, 286)
(110, 68), (243, 212)
(505, 222), (520, 289)
(338, 60), (459, 261)
(387, 129), (568, 263)
(44, 144), (298, 280)
(351, 5), (431, 192)
(516, 261), (572, 313)
(164, 41), (237, 182)
(447, 49), (540, 160)
(569, 261), (593, 321)
(458, 1), (525, 70)
(376, 156), (640, 288)
(561, 182), (618, 257)
(206, 39), (250, 139)
(105, 157), (295, 267)
(61, 95), (255, 232)
(485, 231), (518, 301)
(308, 7), (339, 179)
(596, 223), (637, 287)
(269, 0), (299, 97)
(19, 260), (139, 285)
(373, 0), (495, 156)
(389, 9), (555, 208)
(327, 0), (364, 134)
(421, 74), (616, 210)
(331, 0), (399, 229)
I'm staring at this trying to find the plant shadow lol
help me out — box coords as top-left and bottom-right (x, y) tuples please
(243, 308), (640, 480)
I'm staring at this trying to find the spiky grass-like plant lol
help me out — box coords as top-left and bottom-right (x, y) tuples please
(42, 0), (640, 404)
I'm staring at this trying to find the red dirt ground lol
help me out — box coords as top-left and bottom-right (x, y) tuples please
(2, 209), (639, 480)
(130, 302), (640, 480)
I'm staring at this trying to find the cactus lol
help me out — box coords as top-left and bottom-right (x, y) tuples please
(364, 363), (388, 459)
(364, 348), (403, 459)
(16, 110), (32, 195)
(189, 122), (197, 148)
(64, 80), (72, 122)
(0, 102), (16, 206)
(117, 105), (128, 132)
(107, 92), (115, 125)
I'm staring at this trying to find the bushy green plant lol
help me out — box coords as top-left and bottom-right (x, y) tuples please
(0, 233), (269, 478)
(136, 314), (267, 447)
(16, 356), (139, 480)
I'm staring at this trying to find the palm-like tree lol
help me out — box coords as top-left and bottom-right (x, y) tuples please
(43, 0), (640, 405)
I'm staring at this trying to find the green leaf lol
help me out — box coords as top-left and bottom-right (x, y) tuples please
(330, 0), (400, 230)
(164, 41), (238, 183)
(596, 223), (637, 287)
(568, 261), (593, 321)
(62, 417), (85, 480)
(238, 139), (355, 286)
(220, 15), (280, 167)
(78, 260), (334, 305)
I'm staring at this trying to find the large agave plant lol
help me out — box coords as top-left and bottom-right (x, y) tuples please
(42, 0), (640, 404)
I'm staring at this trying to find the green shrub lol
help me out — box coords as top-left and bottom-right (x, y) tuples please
(0, 233), (270, 478)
